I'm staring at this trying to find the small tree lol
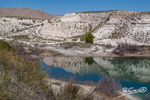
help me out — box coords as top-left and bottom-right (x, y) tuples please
(85, 32), (94, 44)
(3, 19), (6, 22)
(41, 23), (44, 26)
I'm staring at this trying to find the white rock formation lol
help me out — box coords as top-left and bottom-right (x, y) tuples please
(0, 10), (150, 45)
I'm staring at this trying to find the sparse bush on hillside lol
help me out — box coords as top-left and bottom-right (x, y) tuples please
(94, 76), (121, 97)
(12, 44), (26, 55)
(0, 41), (53, 99)
(85, 32), (95, 44)
(3, 19), (6, 22)
(80, 35), (85, 41)
(56, 80), (94, 100)
(13, 35), (30, 40)
(113, 43), (140, 56)
(58, 81), (80, 100)
(72, 38), (78, 41)
(42, 23), (44, 26)
(12, 43), (44, 56)
(0, 40), (11, 50)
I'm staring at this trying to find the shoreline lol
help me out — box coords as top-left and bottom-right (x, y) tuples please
(47, 78), (140, 100)
(39, 46), (150, 58)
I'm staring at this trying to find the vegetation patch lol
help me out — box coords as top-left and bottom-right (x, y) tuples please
(94, 76), (121, 97)
(85, 32), (95, 44)
(0, 40), (12, 50)
(109, 23), (129, 39)
(13, 35), (30, 40)
(72, 38), (78, 41)
(3, 19), (6, 22)
(113, 43), (140, 56)
(84, 57), (95, 65)
(0, 41), (52, 99)
(61, 42), (77, 48)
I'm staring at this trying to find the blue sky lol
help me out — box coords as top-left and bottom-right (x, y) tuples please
(0, 0), (150, 15)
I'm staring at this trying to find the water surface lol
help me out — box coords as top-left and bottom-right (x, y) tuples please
(41, 57), (150, 99)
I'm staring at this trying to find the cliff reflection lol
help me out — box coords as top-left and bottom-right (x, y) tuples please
(43, 57), (150, 83)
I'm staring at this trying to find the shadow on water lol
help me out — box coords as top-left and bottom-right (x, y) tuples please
(41, 57), (150, 99)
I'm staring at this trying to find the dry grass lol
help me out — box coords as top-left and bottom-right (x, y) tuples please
(55, 80), (94, 100)
(13, 35), (30, 40)
(0, 41), (52, 99)
(0, 41), (94, 100)
(52, 82), (62, 86)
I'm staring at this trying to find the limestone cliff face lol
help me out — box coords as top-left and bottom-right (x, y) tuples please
(40, 22), (89, 38)
(0, 10), (150, 44)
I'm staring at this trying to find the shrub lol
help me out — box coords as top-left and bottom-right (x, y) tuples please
(59, 81), (80, 100)
(3, 19), (6, 22)
(0, 40), (11, 50)
(0, 41), (53, 99)
(94, 76), (121, 97)
(80, 35), (85, 41)
(72, 38), (78, 41)
(113, 43), (140, 56)
(41, 23), (44, 26)
(85, 32), (95, 44)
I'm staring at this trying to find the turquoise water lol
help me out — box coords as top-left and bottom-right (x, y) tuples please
(41, 57), (150, 100)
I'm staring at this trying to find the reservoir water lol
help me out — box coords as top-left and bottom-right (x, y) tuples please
(41, 57), (150, 100)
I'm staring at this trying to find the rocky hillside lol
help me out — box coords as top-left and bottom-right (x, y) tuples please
(0, 10), (150, 46)
(0, 8), (58, 20)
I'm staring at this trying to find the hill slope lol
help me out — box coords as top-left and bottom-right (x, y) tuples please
(0, 8), (58, 20)
(0, 10), (150, 46)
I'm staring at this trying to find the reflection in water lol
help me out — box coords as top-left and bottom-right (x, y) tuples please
(43, 57), (150, 83)
(42, 57), (150, 100)
(84, 57), (96, 65)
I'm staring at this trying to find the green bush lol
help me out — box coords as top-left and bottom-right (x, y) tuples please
(0, 40), (11, 50)
(3, 19), (6, 22)
(41, 23), (44, 26)
(85, 32), (95, 44)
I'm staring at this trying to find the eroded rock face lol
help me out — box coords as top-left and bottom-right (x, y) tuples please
(0, 10), (150, 44)
(40, 22), (89, 38)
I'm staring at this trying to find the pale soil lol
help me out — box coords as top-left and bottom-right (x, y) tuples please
(42, 45), (150, 58)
